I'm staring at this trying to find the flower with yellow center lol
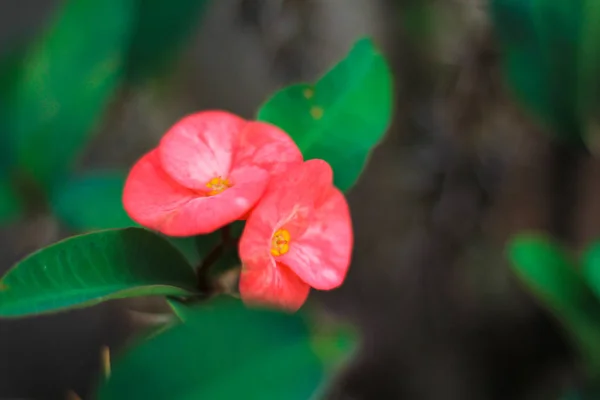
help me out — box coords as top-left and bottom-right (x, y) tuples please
(206, 176), (232, 196)
(270, 229), (290, 256)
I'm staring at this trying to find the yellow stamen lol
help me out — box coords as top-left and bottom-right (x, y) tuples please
(206, 176), (232, 196)
(271, 229), (291, 256)
(303, 87), (314, 99)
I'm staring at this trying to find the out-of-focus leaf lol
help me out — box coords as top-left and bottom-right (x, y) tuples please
(0, 179), (22, 224)
(490, 0), (584, 143)
(126, 0), (211, 83)
(581, 242), (600, 303)
(310, 320), (358, 374)
(0, 45), (27, 171)
(258, 37), (393, 191)
(562, 384), (600, 400)
(508, 233), (600, 377)
(98, 298), (354, 400)
(563, 390), (584, 400)
(578, 0), (600, 150)
(3, 0), (136, 189)
(0, 228), (198, 317)
(50, 172), (133, 231)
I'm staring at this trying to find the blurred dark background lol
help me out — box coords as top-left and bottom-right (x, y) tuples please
(0, 0), (588, 399)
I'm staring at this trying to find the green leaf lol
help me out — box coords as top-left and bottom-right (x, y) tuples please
(165, 297), (191, 322)
(0, 45), (26, 172)
(258, 37), (393, 191)
(577, 0), (600, 149)
(490, 0), (584, 143)
(4, 0), (136, 189)
(98, 298), (352, 400)
(50, 172), (133, 231)
(0, 178), (22, 224)
(0, 228), (198, 317)
(581, 241), (600, 303)
(126, 0), (211, 83)
(508, 233), (600, 377)
(166, 236), (202, 266)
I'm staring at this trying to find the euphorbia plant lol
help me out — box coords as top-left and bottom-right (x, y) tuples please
(123, 110), (353, 311)
(0, 37), (392, 399)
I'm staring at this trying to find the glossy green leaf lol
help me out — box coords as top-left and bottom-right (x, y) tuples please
(490, 0), (584, 142)
(0, 228), (198, 317)
(126, 0), (211, 83)
(98, 298), (352, 400)
(50, 172), (133, 231)
(4, 0), (136, 189)
(258, 37), (393, 191)
(508, 234), (600, 376)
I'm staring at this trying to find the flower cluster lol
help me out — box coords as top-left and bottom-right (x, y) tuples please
(123, 111), (353, 311)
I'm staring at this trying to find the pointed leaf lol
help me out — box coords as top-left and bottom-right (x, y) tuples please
(98, 298), (354, 400)
(258, 37), (393, 191)
(3, 0), (136, 189)
(508, 233), (600, 377)
(490, 0), (584, 142)
(0, 228), (198, 317)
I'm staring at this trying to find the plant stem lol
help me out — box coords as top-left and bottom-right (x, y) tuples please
(195, 225), (234, 293)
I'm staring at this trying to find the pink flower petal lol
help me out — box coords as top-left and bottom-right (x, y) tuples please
(123, 149), (198, 232)
(239, 159), (350, 304)
(239, 259), (310, 312)
(233, 121), (303, 176)
(280, 186), (353, 290)
(123, 150), (270, 236)
(247, 159), (334, 236)
(159, 111), (246, 191)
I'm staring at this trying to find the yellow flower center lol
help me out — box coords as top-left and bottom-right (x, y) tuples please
(271, 229), (290, 256)
(206, 176), (232, 196)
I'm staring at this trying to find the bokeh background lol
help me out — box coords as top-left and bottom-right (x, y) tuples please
(0, 0), (586, 399)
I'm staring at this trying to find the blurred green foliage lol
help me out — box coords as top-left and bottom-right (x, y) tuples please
(98, 297), (355, 400)
(508, 234), (600, 378)
(0, 0), (210, 226)
(126, 0), (210, 83)
(5, 0), (136, 189)
(491, 0), (600, 147)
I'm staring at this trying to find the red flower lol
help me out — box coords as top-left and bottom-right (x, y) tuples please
(239, 159), (353, 311)
(123, 111), (303, 236)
